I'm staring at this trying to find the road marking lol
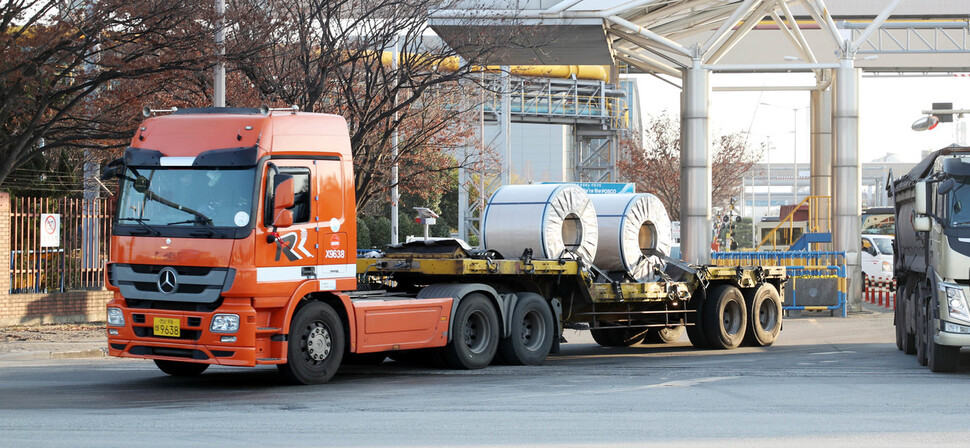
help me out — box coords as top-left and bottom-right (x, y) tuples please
(481, 376), (738, 402)
(809, 351), (856, 355)
(642, 376), (737, 388)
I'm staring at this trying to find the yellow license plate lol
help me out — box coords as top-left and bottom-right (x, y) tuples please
(153, 317), (181, 338)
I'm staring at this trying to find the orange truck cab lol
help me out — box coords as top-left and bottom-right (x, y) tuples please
(104, 107), (456, 384)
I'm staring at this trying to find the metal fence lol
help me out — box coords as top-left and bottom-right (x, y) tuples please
(712, 251), (847, 317)
(9, 196), (113, 293)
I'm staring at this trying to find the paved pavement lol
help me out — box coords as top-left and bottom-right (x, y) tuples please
(1, 302), (968, 447)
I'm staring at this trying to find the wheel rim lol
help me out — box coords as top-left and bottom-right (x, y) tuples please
(519, 309), (547, 351)
(758, 298), (778, 332)
(464, 310), (492, 354)
(303, 321), (332, 364)
(723, 300), (743, 336)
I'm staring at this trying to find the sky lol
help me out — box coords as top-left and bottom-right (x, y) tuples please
(632, 72), (970, 164)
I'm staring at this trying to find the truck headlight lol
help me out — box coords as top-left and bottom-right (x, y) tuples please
(107, 307), (125, 327)
(943, 321), (970, 334)
(940, 283), (970, 323)
(882, 261), (892, 272)
(210, 314), (240, 333)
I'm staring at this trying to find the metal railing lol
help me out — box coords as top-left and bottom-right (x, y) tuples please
(757, 195), (831, 250)
(712, 251), (846, 317)
(9, 196), (113, 293)
(481, 77), (630, 129)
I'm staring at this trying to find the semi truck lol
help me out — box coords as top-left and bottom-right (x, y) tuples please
(890, 144), (970, 372)
(102, 107), (787, 384)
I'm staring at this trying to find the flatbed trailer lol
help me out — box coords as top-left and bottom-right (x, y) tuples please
(355, 241), (786, 357)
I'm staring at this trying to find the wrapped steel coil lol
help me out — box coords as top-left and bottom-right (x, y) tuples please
(482, 184), (598, 263)
(589, 193), (672, 281)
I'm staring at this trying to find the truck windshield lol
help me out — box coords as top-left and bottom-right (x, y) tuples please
(872, 237), (893, 255)
(949, 180), (970, 227)
(116, 167), (256, 228)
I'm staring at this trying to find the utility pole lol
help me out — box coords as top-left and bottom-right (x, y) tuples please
(214, 0), (226, 107)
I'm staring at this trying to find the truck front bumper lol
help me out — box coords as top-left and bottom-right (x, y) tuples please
(936, 319), (970, 347)
(106, 298), (261, 367)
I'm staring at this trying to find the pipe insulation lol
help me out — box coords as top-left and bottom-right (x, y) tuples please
(482, 184), (598, 263)
(590, 193), (672, 281)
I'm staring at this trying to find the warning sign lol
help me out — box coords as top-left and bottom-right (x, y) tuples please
(40, 213), (60, 248)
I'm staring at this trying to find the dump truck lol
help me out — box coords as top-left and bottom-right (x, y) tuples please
(102, 107), (786, 384)
(890, 144), (970, 372)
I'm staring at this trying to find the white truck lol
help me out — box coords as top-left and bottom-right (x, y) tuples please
(890, 144), (970, 372)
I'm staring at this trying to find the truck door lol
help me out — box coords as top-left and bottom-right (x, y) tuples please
(255, 162), (318, 293)
(315, 158), (351, 291)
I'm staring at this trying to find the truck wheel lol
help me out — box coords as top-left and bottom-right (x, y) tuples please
(895, 283), (906, 351)
(443, 293), (499, 369)
(497, 293), (554, 365)
(702, 284), (748, 350)
(926, 298), (960, 372)
(153, 359), (209, 376)
(900, 281), (917, 354)
(590, 326), (648, 347)
(742, 284), (782, 347)
(915, 301), (928, 366)
(644, 326), (685, 344)
(686, 287), (709, 349)
(279, 301), (345, 384)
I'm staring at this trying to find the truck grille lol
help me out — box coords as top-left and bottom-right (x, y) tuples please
(111, 264), (234, 304)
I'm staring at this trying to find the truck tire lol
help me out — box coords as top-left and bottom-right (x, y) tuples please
(900, 281), (917, 354)
(702, 284), (748, 350)
(686, 287), (709, 349)
(590, 326), (648, 347)
(926, 297), (961, 373)
(153, 359), (209, 376)
(443, 293), (499, 369)
(895, 282), (906, 351)
(915, 300), (928, 366)
(742, 284), (782, 347)
(497, 293), (554, 365)
(279, 301), (345, 384)
(643, 326), (685, 344)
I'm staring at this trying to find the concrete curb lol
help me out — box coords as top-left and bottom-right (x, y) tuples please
(50, 348), (108, 359)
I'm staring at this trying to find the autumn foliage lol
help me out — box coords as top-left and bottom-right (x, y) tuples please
(617, 114), (761, 221)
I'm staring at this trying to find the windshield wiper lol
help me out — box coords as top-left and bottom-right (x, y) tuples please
(168, 216), (228, 238)
(118, 218), (160, 236)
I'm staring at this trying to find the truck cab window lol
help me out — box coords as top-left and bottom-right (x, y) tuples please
(266, 167), (311, 224)
(948, 178), (970, 226)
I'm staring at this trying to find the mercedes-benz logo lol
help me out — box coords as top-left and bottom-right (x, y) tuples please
(157, 267), (179, 295)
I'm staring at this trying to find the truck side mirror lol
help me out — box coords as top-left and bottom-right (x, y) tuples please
(915, 181), (928, 215)
(271, 175), (295, 228)
(938, 178), (956, 195)
(913, 215), (932, 232)
(101, 158), (124, 180)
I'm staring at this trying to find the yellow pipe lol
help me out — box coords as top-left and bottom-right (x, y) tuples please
(380, 51), (611, 82)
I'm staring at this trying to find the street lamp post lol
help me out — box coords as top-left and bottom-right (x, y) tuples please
(760, 103), (805, 205)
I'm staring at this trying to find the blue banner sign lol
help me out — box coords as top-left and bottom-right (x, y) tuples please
(542, 182), (635, 194)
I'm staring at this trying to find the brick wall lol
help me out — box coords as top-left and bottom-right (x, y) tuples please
(0, 193), (112, 327)
(0, 290), (113, 327)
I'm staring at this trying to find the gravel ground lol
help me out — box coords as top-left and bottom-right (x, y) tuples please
(0, 323), (106, 359)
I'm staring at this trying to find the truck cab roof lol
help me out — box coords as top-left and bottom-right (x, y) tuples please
(129, 107), (352, 165)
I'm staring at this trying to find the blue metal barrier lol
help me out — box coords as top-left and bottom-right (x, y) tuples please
(712, 251), (847, 318)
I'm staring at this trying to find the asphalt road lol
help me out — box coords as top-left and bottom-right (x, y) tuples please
(1, 305), (968, 447)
